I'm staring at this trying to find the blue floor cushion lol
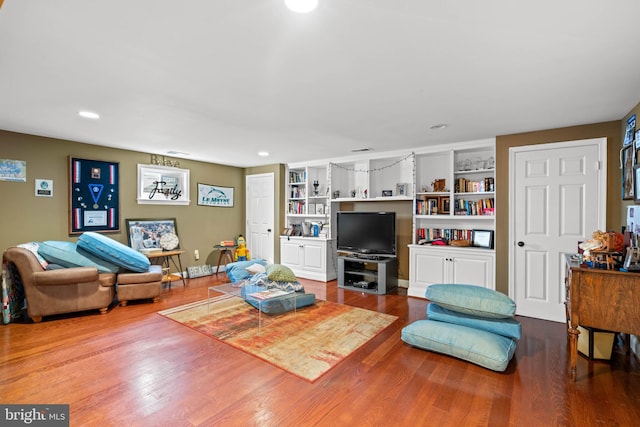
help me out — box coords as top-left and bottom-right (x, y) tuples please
(225, 259), (267, 282)
(77, 232), (150, 272)
(427, 303), (522, 340)
(241, 284), (315, 315)
(38, 240), (120, 273)
(426, 284), (516, 319)
(401, 319), (517, 372)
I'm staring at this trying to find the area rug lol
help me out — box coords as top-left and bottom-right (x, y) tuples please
(158, 294), (398, 382)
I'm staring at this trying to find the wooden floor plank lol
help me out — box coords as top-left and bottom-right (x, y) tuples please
(2, 275), (640, 426)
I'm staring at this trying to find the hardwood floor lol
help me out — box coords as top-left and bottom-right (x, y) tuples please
(2, 276), (640, 427)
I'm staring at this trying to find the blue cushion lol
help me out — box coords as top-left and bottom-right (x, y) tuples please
(401, 319), (517, 372)
(77, 232), (150, 273)
(426, 284), (516, 319)
(225, 259), (267, 282)
(427, 303), (522, 340)
(37, 241), (120, 273)
(241, 284), (315, 314)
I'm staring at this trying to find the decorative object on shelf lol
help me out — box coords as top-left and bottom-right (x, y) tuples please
(350, 189), (356, 198)
(150, 154), (180, 167)
(486, 156), (495, 169)
(137, 164), (190, 205)
(159, 232), (180, 251)
(332, 190), (340, 199)
(312, 180), (320, 196)
(235, 235), (250, 261)
(382, 190), (393, 197)
(197, 182), (234, 207)
(431, 179), (446, 192)
(69, 156), (120, 234)
(396, 183), (408, 196)
(126, 218), (179, 251)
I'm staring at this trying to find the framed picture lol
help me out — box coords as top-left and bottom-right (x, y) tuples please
(439, 196), (450, 214)
(634, 165), (640, 204)
(381, 190), (393, 197)
(69, 157), (120, 234)
(396, 183), (408, 196)
(126, 218), (179, 250)
(197, 182), (234, 207)
(622, 145), (635, 200)
(137, 164), (190, 205)
(472, 229), (494, 249)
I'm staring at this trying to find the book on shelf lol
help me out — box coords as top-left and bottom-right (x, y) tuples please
(248, 289), (293, 300)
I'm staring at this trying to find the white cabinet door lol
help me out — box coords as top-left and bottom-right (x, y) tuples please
(281, 238), (304, 268)
(302, 240), (325, 271)
(450, 254), (493, 287)
(408, 245), (495, 298)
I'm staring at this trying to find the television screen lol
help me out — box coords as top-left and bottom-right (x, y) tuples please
(336, 211), (396, 257)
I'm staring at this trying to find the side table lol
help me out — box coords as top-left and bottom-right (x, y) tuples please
(214, 245), (237, 276)
(146, 250), (186, 287)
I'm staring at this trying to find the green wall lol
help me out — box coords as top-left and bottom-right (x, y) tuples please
(0, 130), (262, 271)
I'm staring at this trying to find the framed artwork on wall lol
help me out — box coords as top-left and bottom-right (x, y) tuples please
(69, 157), (120, 234)
(137, 164), (190, 205)
(197, 182), (234, 207)
(622, 145), (635, 200)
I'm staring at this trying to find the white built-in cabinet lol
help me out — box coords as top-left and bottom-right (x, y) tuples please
(280, 236), (336, 282)
(281, 139), (496, 287)
(407, 245), (495, 298)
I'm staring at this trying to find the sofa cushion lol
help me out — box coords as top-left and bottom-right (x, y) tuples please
(225, 259), (267, 282)
(266, 264), (297, 283)
(77, 232), (150, 273)
(401, 319), (517, 372)
(425, 284), (516, 319)
(427, 303), (522, 340)
(38, 240), (120, 273)
(241, 284), (315, 314)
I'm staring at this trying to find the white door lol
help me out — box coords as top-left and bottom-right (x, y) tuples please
(246, 173), (275, 264)
(509, 138), (606, 322)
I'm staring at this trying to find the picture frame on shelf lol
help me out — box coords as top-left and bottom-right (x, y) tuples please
(381, 190), (393, 197)
(316, 204), (325, 214)
(471, 229), (494, 249)
(439, 196), (450, 214)
(396, 183), (408, 196)
(126, 218), (179, 251)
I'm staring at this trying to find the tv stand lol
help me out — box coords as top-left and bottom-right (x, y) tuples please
(338, 255), (397, 295)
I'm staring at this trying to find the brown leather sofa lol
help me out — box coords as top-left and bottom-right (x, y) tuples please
(117, 265), (163, 306)
(3, 247), (116, 323)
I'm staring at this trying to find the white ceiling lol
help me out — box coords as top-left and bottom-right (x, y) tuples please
(1, 1), (639, 168)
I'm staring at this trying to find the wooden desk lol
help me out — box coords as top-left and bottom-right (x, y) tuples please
(146, 250), (186, 287)
(214, 245), (236, 276)
(565, 255), (640, 380)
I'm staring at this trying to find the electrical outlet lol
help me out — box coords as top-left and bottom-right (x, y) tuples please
(194, 249), (199, 260)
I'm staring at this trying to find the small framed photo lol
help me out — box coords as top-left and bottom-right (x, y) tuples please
(381, 190), (393, 197)
(472, 229), (494, 249)
(439, 196), (450, 214)
(396, 183), (408, 196)
(315, 204), (325, 214)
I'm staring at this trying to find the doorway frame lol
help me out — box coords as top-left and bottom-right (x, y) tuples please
(507, 137), (607, 305)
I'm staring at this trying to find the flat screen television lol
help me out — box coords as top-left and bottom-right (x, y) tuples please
(336, 211), (396, 257)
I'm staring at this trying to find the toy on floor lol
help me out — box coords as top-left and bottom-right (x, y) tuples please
(234, 234), (250, 261)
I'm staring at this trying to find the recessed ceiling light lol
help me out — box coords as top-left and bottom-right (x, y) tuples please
(78, 110), (100, 119)
(285, 0), (318, 14)
(258, 151), (270, 157)
(430, 124), (448, 130)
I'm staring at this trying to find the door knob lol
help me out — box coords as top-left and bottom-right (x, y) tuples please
(517, 241), (525, 247)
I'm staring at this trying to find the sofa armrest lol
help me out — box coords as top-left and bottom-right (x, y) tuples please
(32, 267), (99, 286)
